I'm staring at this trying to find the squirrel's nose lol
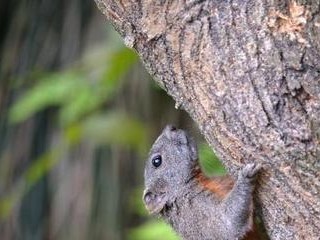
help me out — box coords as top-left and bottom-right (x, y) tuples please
(143, 189), (167, 214)
(164, 125), (177, 134)
(168, 125), (177, 131)
(143, 191), (153, 205)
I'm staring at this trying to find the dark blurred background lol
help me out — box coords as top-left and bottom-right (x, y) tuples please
(0, 1), (224, 239)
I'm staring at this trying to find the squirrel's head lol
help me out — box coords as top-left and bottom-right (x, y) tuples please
(143, 125), (198, 215)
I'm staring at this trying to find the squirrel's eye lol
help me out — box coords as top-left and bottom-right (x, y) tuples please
(152, 155), (162, 168)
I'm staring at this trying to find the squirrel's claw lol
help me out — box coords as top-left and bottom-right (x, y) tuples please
(240, 163), (262, 179)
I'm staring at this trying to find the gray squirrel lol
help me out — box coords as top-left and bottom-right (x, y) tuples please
(143, 125), (262, 240)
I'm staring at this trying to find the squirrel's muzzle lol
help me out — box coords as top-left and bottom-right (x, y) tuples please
(143, 189), (167, 215)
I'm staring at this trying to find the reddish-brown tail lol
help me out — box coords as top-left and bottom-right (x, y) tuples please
(244, 224), (263, 240)
(195, 169), (264, 240)
(195, 170), (234, 199)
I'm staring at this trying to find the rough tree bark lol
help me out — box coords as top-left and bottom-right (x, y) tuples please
(94, 0), (320, 239)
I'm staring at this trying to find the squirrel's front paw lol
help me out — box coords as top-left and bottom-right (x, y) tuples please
(240, 163), (261, 179)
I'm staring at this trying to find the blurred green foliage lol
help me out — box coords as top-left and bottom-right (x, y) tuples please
(82, 111), (147, 153)
(0, 151), (58, 219)
(199, 143), (226, 176)
(2, 29), (226, 238)
(128, 187), (149, 217)
(9, 47), (138, 126)
(1, 46), (144, 221)
(128, 220), (179, 240)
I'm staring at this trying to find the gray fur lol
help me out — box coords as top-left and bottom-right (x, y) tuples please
(143, 125), (260, 240)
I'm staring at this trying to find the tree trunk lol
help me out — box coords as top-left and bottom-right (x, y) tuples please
(94, 0), (320, 239)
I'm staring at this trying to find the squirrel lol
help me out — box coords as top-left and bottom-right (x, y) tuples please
(143, 125), (262, 240)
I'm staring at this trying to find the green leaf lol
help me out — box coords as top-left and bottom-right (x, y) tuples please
(128, 187), (149, 217)
(0, 196), (15, 219)
(59, 84), (103, 125)
(128, 220), (179, 240)
(82, 111), (147, 153)
(0, 150), (60, 220)
(199, 143), (226, 176)
(9, 72), (80, 123)
(9, 47), (138, 125)
(101, 47), (138, 89)
(24, 152), (57, 184)
(59, 48), (138, 125)
(64, 123), (83, 145)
